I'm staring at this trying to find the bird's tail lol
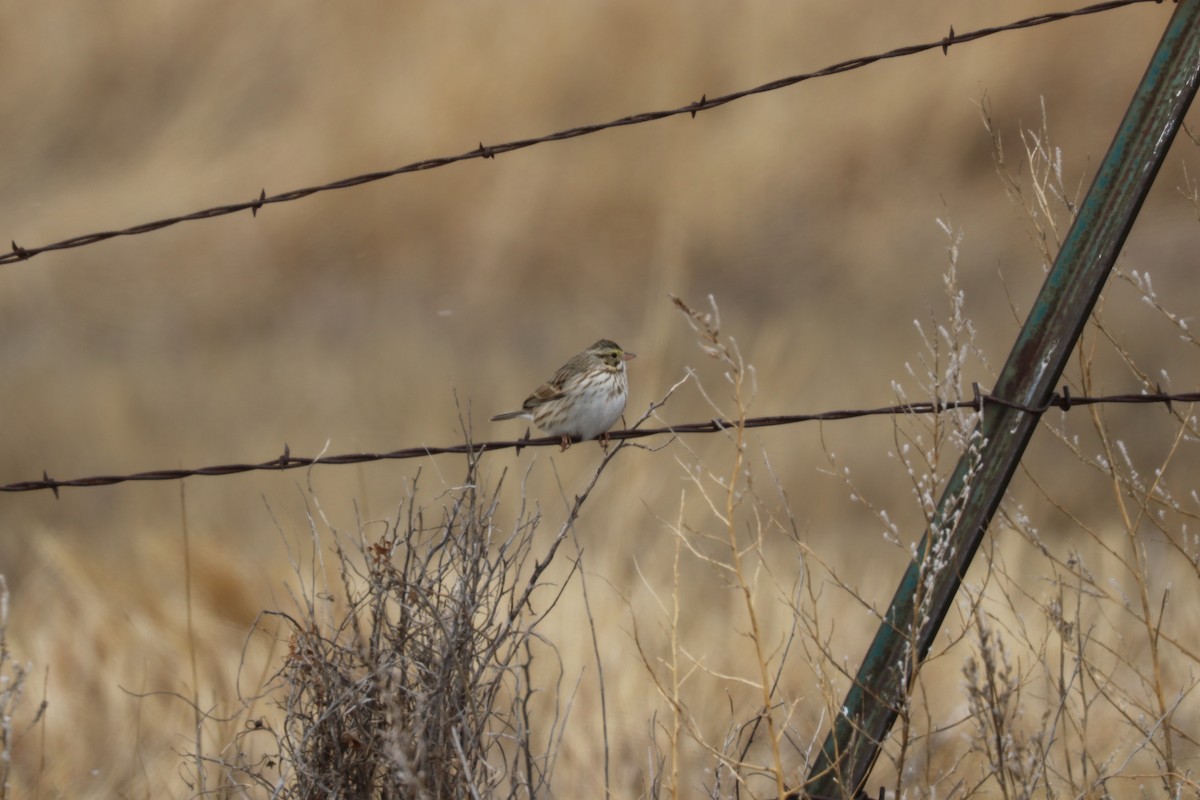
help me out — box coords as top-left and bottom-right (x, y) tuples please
(490, 410), (525, 421)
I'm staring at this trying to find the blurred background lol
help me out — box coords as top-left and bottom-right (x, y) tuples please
(1, 1), (1197, 796)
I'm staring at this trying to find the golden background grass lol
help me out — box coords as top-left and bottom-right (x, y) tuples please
(2, 1), (1198, 796)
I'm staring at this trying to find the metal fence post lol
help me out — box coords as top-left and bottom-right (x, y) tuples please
(802, 2), (1200, 796)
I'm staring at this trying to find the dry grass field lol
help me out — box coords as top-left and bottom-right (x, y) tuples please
(2, 1), (1199, 797)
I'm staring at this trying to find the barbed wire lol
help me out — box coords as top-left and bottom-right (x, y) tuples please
(2, 0), (1163, 267)
(3, 385), (1194, 496)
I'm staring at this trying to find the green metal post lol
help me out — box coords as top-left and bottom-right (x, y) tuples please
(803, 2), (1200, 796)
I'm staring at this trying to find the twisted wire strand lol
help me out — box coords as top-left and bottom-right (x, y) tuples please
(2, 0), (1159, 267)
(4, 385), (1194, 495)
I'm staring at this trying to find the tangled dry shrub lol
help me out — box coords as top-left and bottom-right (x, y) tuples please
(291, 468), (548, 796)
(0, 577), (45, 800)
(199, 401), (670, 799)
(218, 445), (591, 798)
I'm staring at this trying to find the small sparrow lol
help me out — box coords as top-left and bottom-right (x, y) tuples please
(491, 339), (636, 450)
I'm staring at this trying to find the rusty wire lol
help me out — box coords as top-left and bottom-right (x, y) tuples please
(3, 385), (1195, 495)
(2, 0), (1163, 267)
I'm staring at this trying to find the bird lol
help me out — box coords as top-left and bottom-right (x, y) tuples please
(491, 339), (636, 450)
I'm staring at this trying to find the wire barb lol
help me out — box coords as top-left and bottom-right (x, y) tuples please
(250, 188), (267, 218)
(1157, 382), (1173, 414)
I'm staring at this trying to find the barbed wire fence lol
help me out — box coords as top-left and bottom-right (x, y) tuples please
(1, 0), (1162, 267)
(1, 0), (1180, 509)
(3, 387), (1194, 495)
(4, 2), (1196, 799)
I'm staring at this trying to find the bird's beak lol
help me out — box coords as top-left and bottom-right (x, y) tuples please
(623, 351), (637, 361)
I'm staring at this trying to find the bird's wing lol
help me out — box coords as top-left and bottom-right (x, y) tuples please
(522, 379), (565, 410)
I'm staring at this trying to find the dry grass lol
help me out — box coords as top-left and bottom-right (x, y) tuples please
(2, 1), (1199, 797)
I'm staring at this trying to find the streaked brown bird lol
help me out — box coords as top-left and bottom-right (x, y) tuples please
(491, 339), (636, 449)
